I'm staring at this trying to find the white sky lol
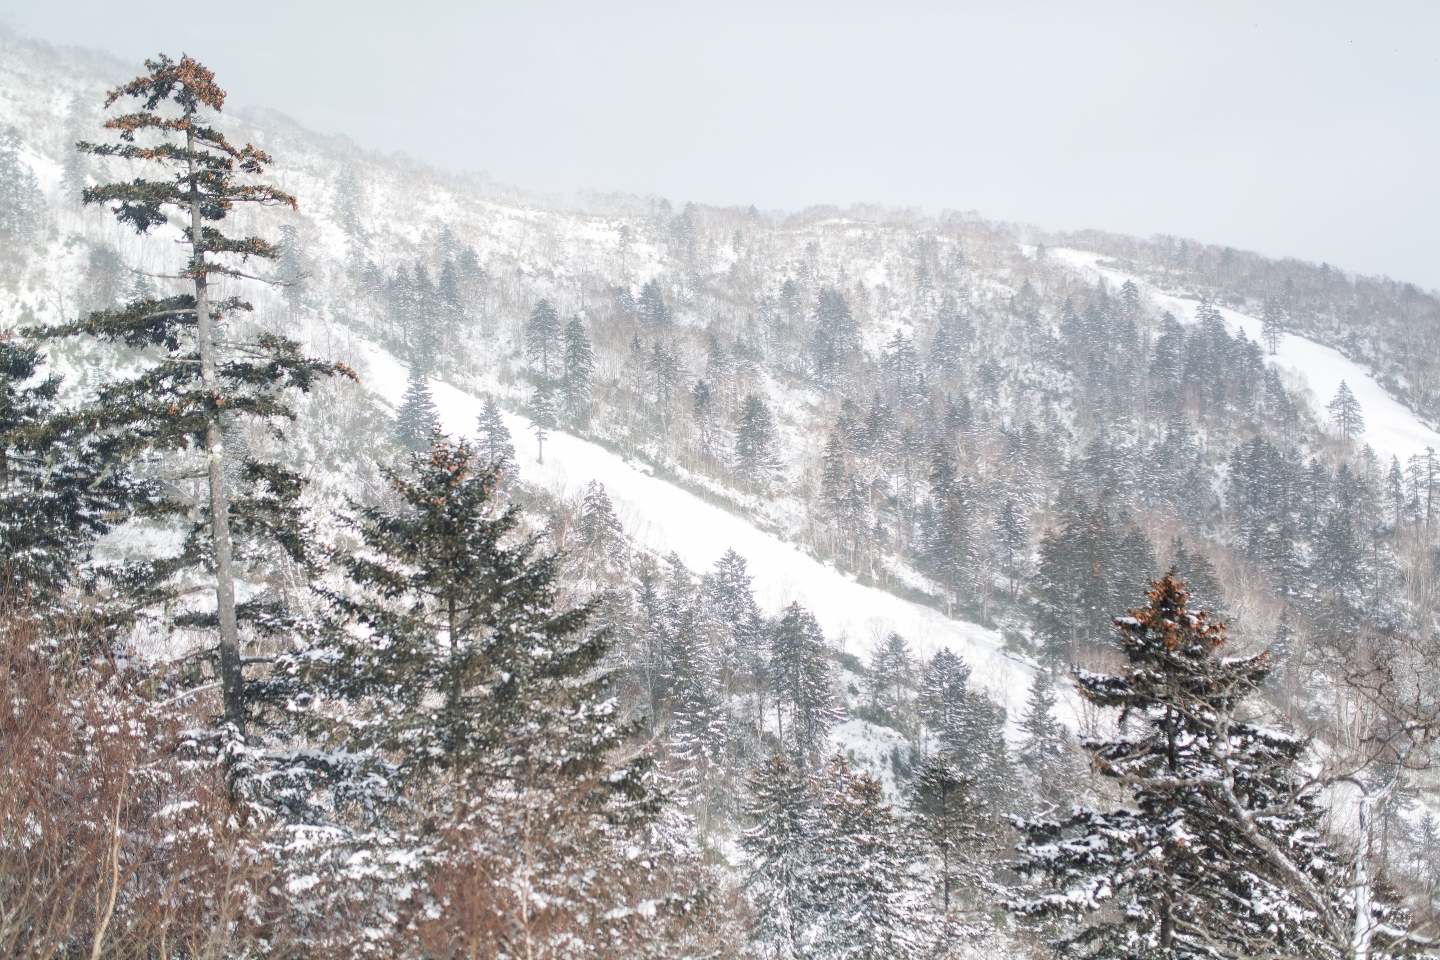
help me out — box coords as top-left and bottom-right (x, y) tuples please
(4, 2), (1438, 290)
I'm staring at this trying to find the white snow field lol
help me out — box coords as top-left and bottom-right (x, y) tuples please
(1052, 247), (1440, 467)
(337, 334), (1040, 722)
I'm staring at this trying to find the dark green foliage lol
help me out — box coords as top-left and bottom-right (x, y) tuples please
(863, 631), (915, 731)
(530, 379), (556, 463)
(1015, 669), (1075, 802)
(917, 649), (1010, 801)
(1010, 572), (1413, 959)
(473, 396), (514, 472)
(0, 126), (39, 240)
(768, 602), (838, 761)
(735, 393), (776, 485)
(394, 365), (440, 451)
(742, 754), (815, 957)
(638, 278), (671, 327)
(911, 754), (984, 919)
(811, 286), (859, 381)
(524, 298), (562, 381)
(52, 54), (350, 724)
(561, 316), (594, 422)
(273, 437), (648, 802)
(0, 335), (151, 603)
(1329, 380), (1365, 440)
(742, 753), (921, 960)
(1032, 501), (1156, 664)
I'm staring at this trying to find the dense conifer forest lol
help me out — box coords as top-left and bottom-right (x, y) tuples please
(0, 31), (1438, 959)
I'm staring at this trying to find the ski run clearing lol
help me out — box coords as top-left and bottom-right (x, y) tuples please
(339, 333), (1043, 727)
(1051, 247), (1440, 468)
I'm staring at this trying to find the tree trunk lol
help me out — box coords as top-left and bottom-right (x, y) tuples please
(189, 131), (242, 729)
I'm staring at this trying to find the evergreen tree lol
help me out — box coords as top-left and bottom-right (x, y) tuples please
(524, 298), (563, 382)
(917, 649), (1010, 801)
(910, 754), (984, 925)
(0, 126), (39, 239)
(1262, 297), (1287, 355)
(1016, 670), (1074, 801)
(473, 396), (515, 473)
(735, 393), (777, 486)
(1328, 380), (1365, 440)
(561, 316), (595, 422)
(576, 480), (628, 578)
(769, 602), (838, 761)
(54, 55), (347, 726)
(995, 499), (1030, 599)
(742, 754), (817, 959)
(808, 755), (922, 960)
(1010, 572), (1418, 959)
(394, 364), (440, 451)
(865, 631), (916, 730)
(1033, 502), (1155, 665)
(638, 278), (671, 327)
(276, 222), (303, 317)
(1120, 279), (1141, 314)
(0, 335), (146, 605)
(812, 286), (860, 381)
(530, 379), (556, 463)
(268, 437), (656, 948)
(1170, 537), (1227, 619)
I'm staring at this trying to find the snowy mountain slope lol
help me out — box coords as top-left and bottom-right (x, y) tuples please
(344, 334), (1045, 724)
(1052, 247), (1440, 466)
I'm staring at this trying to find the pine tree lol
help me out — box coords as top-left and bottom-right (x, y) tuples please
(276, 222), (303, 318)
(638, 278), (671, 327)
(1016, 670), (1074, 801)
(561, 316), (595, 422)
(0, 126), (39, 239)
(1262, 297), (1287, 355)
(530, 379), (556, 463)
(769, 602), (838, 761)
(865, 631), (916, 731)
(918, 650), (1010, 801)
(394, 364), (440, 450)
(808, 754), (922, 960)
(1328, 380), (1365, 440)
(53, 56), (348, 726)
(1010, 572), (1418, 959)
(1120, 279), (1141, 314)
(524, 298), (562, 382)
(473, 396), (515, 473)
(995, 499), (1030, 600)
(1170, 537), (1227, 619)
(735, 393), (776, 486)
(742, 754), (817, 959)
(811, 286), (860, 381)
(0, 335), (146, 605)
(911, 754), (984, 925)
(700, 549), (768, 745)
(266, 437), (657, 949)
(576, 480), (628, 578)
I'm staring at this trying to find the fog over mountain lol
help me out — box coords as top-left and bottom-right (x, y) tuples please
(4, 3), (1439, 290)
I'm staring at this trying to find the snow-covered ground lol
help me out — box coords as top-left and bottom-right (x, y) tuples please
(336, 333), (1043, 724)
(1051, 248), (1440, 467)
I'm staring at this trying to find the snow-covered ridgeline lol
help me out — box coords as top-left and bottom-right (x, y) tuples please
(1050, 247), (1440, 467)
(337, 332), (1044, 726)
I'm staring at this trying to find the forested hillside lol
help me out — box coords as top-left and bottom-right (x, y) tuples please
(1, 29), (1438, 960)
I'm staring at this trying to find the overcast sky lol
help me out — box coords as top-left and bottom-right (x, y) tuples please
(4, 2), (1438, 289)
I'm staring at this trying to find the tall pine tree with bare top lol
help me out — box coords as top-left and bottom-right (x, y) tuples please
(48, 56), (350, 728)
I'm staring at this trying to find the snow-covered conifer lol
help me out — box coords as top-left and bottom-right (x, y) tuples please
(769, 602), (839, 761)
(1010, 571), (1419, 959)
(473, 395), (515, 472)
(394, 364), (440, 450)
